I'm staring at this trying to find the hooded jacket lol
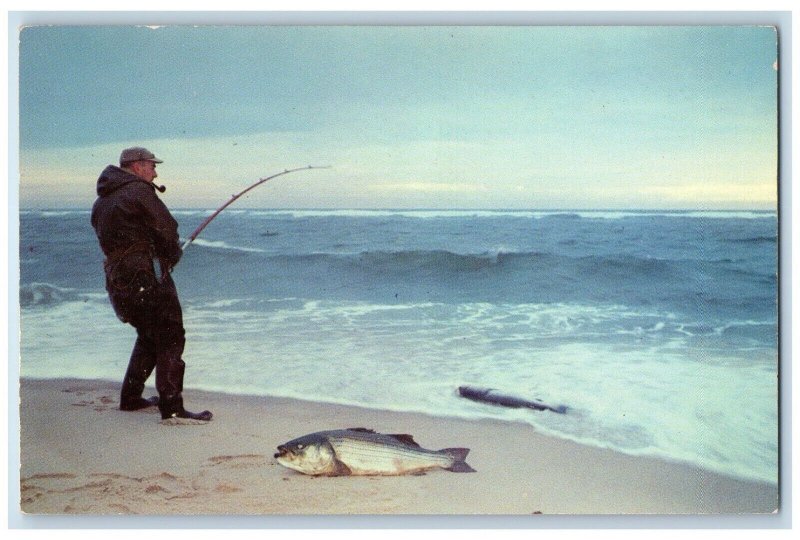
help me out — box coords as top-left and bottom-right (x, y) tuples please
(91, 165), (182, 286)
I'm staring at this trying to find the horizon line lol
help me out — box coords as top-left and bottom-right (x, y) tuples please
(18, 206), (778, 213)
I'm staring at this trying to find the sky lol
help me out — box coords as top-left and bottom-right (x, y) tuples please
(17, 25), (778, 209)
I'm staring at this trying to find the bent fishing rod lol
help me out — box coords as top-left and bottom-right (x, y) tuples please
(180, 165), (330, 252)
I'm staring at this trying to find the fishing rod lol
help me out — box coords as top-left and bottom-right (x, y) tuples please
(181, 165), (330, 251)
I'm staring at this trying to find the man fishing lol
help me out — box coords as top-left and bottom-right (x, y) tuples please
(91, 147), (212, 424)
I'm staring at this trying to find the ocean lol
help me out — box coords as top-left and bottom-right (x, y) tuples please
(18, 208), (778, 485)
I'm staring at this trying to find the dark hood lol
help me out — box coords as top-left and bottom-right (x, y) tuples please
(96, 165), (151, 197)
(91, 163), (182, 270)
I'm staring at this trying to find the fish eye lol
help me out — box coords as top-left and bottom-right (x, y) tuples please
(297, 444), (304, 450)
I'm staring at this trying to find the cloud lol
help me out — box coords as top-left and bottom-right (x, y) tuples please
(18, 105), (778, 210)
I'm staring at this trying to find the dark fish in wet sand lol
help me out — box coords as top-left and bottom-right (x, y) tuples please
(274, 428), (476, 476)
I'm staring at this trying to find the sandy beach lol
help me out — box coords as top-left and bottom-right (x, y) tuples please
(18, 377), (778, 516)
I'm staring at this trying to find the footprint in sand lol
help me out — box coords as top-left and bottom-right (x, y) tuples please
(213, 484), (242, 494)
(21, 469), (214, 514)
(58, 478), (115, 493)
(89, 472), (138, 481)
(91, 395), (116, 411)
(21, 484), (45, 505)
(69, 393), (116, 410)
(23, 473), (77, 481)
(69, 400), (109, 411)
(68, 393), (158, 414)
(204, 454), (267, 469)
(21, 469), (246, 514)
(62, 385), (102, 396)
(194, 458), (257, 493)
(70, 401), (92, 407)
(64, 389), (161, 414)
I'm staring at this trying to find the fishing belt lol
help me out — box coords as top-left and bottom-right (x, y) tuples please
(103, 240), (157, 291)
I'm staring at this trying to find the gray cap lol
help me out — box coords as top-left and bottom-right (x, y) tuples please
(119, 147), (163, 166)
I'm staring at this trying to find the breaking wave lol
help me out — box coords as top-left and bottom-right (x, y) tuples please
(20, 283), (77, 306)
(188, 238), (266, 253)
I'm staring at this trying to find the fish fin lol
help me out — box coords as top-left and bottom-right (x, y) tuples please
(331, 458), (352, 476)
(448, 461), (477, 473)
(441, 448), (477, 473)
(346, 428), (377, 434)
(388, 434), (421, 447)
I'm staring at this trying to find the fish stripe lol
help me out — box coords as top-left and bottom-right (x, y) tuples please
(329, 437), (452, 473)
(330, 437), (442, 457)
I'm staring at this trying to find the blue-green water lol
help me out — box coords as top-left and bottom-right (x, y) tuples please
(19, 209), (778, 484)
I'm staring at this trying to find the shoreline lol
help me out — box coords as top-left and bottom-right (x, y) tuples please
(18, 377), (778, 515)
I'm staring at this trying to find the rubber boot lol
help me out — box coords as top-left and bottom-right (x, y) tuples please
(119, 337), (159, 411)
(120, 396), (159, 411)
(159, 394), (213, 425)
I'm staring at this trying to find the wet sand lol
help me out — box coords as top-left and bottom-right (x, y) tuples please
(18, 378), (778, 516)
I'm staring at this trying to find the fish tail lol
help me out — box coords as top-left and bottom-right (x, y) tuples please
(441, 448), (476, 473)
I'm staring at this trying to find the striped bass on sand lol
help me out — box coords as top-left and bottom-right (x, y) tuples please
(274, 428), (476, 476)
